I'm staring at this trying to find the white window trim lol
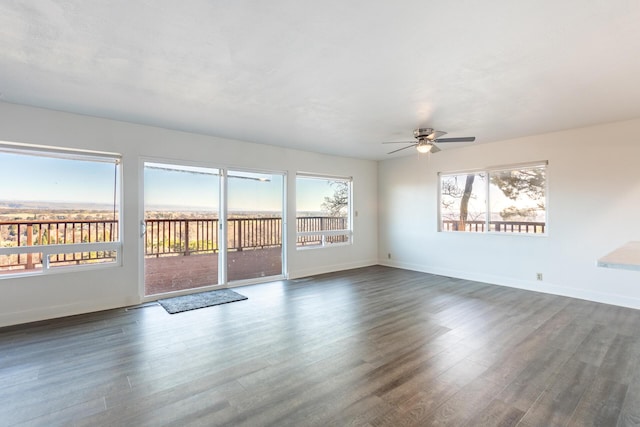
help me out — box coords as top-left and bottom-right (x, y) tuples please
(296, 230), (353, 250)
(0, 140), (121, 162)
(0, 242), (121, 271)
(438, 161), (548, 236)
(438, 160), (548, 177)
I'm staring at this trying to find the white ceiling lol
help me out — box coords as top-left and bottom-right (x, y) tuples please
(1, 1), (640, 160)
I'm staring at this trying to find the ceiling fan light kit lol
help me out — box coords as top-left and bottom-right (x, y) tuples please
(383, 128), (476, 155)
(416, 142), (432, 153)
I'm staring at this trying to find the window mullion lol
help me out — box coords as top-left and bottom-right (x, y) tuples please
(485, 172), (491, 233)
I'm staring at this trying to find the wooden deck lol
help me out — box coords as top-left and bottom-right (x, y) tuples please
(144, 247), (282, 295)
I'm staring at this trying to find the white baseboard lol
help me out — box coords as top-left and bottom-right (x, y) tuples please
(379, 260), (640, 310)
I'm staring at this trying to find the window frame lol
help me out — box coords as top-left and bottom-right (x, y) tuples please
(295, 173), (353, 249)
(0, 142), (123, 277)
(438, 161), (548, 236)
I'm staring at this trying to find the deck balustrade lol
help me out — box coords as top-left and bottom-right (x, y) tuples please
(0, 219), (119, 269)
(441, 220), (546, 233)
(0, 216), (348, 271)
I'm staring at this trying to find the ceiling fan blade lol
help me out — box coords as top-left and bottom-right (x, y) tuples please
(427, 130), (447, 140)
(429, 143), (442, 153)
(387, 144), (416, 154)
(435, 136), (476, 143)
(382, 141), (415, 144)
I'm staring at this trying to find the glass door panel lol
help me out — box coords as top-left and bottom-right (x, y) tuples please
(144, 162), (220, 295)
(227, 170), (284, 282)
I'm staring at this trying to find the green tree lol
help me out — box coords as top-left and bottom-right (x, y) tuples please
(491, 168), (545, 220)
(499, 206), (537, 221)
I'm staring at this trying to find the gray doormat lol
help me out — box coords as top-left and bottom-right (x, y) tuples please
(158, 289), (248, 314)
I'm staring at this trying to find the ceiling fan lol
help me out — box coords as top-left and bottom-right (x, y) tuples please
(383, 128), (476, 154)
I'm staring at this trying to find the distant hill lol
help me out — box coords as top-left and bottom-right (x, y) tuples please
(0, 201), (325, 217)
(0, 200), (116, 211)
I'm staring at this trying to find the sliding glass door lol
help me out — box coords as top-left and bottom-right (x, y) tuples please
(143, 163), (285, 296)
(144, 162), (220, 296)
(226, 170), (284, 282)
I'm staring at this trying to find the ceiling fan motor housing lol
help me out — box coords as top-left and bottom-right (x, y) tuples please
(413, 128), (434, 139)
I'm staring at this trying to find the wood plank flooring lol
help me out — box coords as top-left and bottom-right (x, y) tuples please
(2, 265), (640, 426)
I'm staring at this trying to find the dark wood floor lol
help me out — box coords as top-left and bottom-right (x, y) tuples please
(2, 266), (640, 426)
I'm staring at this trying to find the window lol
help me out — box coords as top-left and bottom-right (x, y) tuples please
(296, 174), (352, 248)
(440, 172), (488, 232)
(439, 162), (547, 234)
(0, 142), (121, 275)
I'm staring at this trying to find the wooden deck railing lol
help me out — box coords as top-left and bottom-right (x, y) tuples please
(0, 219), (119, 269)
(441, 220), (546, 234)
(145, 216), (349, 256)
(0, 216), (348, 270)
(144, 217), (286, 257)
(295, 217), (349, 246)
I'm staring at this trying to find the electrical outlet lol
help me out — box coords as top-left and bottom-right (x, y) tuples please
(536, 273), (543, 281)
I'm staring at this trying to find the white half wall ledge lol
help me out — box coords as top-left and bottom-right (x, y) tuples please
(598, 241), (640, 272)
(0, 295), (139, 329)
(378, 260), (640, 311)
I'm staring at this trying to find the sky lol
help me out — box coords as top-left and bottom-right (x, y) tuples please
(0, 152), (118, 205)
(144, 163), (220, 211)
(144, 163), (286, 212)
(296, 177), (343, 213)
(1, 153), (342, 214)
(144, 164), (339, 212)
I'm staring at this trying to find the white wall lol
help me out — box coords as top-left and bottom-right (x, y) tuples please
(0, 102), (378, 326)
(378, 118), (640, 309)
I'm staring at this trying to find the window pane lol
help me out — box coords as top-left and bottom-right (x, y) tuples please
(0, 146), (120, 275)
(227, 170), (284, 281)
(296, 176), (351, 247)
(440, 172), (487, 232)
(0, 252), (43, 273)
(144, 162), (220, 295)
(489, 166), (546, 234)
